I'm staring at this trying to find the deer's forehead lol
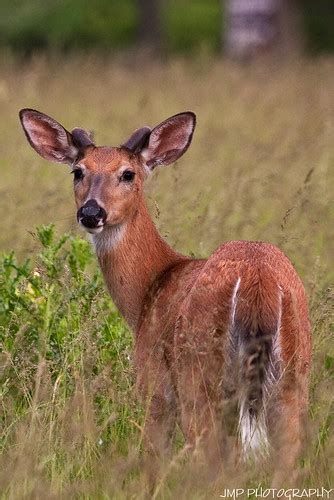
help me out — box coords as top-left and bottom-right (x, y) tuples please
(79, 146), (134, 173)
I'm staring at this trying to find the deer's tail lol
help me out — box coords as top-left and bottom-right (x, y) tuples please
(228, 269), (284, 458)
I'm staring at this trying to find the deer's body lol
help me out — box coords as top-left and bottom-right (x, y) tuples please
(20, 109), (311, 486)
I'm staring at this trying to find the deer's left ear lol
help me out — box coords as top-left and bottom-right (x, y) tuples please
(140, 112), (196, 170)
(19, 108), (79, 165)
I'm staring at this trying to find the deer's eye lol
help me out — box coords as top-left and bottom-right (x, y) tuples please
(72, 168), (84, 181)
(121, 170), (135, 182)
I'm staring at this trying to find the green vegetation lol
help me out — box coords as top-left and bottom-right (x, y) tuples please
(303, 0), (334, 53)
(0, 0), (333, 54)
(163, 0), (221, 54)
(0, 0), (221, 54)
(0, 55), (333, 495)
(0, 225), (140, 496)
(0, 0), (138, 52)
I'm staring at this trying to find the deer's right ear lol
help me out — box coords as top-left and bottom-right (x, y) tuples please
(140, 112), (196, 171)
(19, 109), (79, 165)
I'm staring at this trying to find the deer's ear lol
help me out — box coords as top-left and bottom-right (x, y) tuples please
(19, 109), (79, 165)
(141, 112), (196, 170)
(121, 126), (151, 153)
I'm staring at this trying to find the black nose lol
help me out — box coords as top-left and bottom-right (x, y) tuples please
(77, 199), (107, 229)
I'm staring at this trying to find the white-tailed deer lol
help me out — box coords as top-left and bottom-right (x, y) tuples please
(20, 109), (311, 486)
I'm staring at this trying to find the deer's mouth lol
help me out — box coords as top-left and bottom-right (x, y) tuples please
(79, 222), (104, 235)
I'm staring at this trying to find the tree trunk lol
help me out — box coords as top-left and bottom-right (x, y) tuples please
(224, 0), (303, 59)
(137, 0), (162, 53)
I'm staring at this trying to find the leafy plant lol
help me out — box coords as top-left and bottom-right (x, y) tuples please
(0, 226), (137, 467)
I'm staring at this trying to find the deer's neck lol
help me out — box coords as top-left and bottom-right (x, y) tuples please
(93, 201), (188, 330)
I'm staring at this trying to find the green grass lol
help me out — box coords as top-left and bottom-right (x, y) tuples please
(0, 54), (333, 497)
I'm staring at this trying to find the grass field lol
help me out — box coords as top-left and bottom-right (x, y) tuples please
(0, 53), (333, 497)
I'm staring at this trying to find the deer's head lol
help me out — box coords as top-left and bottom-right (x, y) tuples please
(19, 109), (196, 235)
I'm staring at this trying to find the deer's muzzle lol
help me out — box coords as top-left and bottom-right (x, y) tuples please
(77, 199), (107, 231)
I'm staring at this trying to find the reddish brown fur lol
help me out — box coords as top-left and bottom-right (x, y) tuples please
(19, 109), (311, 488)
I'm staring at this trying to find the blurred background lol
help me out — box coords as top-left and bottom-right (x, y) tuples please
(0, 0), (333, 56)
(0, 2), (333, 496)
(0, 0), (333, 279)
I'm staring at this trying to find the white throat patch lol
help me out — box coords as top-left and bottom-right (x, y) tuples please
(91, 224), (126, 255)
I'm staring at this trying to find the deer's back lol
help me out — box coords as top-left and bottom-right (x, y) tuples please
(136, 240), (311, 375)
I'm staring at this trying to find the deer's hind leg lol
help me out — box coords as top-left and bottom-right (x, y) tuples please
(268, 372), (309, 488)
(174, 278), (238, 480)
(268, 292), (311, 488)
(175, 346), (226, 481)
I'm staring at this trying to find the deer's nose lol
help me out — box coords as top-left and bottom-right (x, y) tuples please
(77, 199), (107, 230)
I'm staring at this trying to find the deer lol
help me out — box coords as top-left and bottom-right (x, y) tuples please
(19, 108), (311, 487)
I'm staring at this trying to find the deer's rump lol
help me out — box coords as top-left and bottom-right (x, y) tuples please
(173, 240), (310, 456)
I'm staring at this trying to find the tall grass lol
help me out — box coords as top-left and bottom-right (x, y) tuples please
(0, 54), (333, 496)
